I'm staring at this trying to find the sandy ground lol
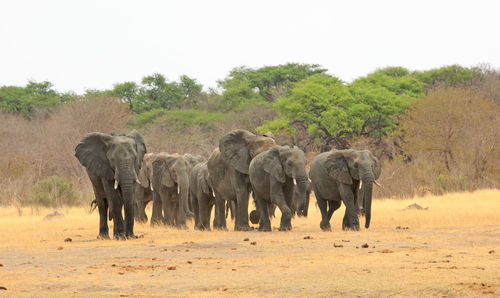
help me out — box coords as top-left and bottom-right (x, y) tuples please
(0, 189), (499, 297)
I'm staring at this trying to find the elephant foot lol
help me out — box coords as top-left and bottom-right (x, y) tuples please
(342, 224), (360, 231)
(234, 224), (254, 231)
(97, 233), (110, 240)
(278, 224), (292, 231)
(177, 224), (189, 230)
(320, 221), (332, 231)
(114, 233), (126, 240)
(258, 224), (271, 232)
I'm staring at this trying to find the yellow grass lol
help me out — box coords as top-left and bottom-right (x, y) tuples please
(0, 189), (499, 297)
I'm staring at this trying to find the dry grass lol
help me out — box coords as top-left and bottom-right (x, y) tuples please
(0, 190), (499, 297)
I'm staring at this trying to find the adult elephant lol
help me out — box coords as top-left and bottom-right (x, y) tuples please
(189, 161), (215, 230)
(183, 153), (206, 217)
(134, 153), (157, 223)
(207, 129), (275, 231)
(309, 149), (381, 231)
(75, 130), (146, 240)
(249, 145), (309, 231)
(151, 153), (193, 228)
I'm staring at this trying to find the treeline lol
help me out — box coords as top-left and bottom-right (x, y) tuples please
(0, 63), (499, 207)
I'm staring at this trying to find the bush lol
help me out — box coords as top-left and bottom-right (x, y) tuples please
(33, 176), (76, 207)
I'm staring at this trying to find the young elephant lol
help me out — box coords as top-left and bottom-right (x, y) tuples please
(151, 153), (193, 228)
(249, 145), (309, 231)
(189, 161), (215, 230)
(134, 153), (157, 223)
(309, 149), (381, 231)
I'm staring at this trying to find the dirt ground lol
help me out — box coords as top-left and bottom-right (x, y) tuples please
(0, 189), (499, 297)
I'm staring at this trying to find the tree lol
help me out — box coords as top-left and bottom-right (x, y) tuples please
(401, 86), (500, 181)
(218, 63), (327, 109)
(112, 81), (138, 110)
(131, 73), (184, 113)
(259, 74), (361, 149)
(348, 67), (425, 138)
(415, 64), (483, 89)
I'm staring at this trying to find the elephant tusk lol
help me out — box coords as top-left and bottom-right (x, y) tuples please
(374, 180), (383, 188)
(212, 190), (216, 198)
(114, 180), (119, 190)
(150, 184), (154, 191)
(359, 180), (363, 190)
(136, 179), (141, 185)
(177, 185), (180, 193)
(293, 179), (297, 185)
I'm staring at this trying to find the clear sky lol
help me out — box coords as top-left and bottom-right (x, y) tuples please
(1, 0), (499, 94)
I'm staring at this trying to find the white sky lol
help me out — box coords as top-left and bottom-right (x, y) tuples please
(1, 0), (499, 94)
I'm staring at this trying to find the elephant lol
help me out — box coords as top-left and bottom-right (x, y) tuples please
(189, 161), (215, 230)
(309, 149), (381, 231)
(150, 153), (193, 228)
(207, 129), (275, 231)
(182, 153), (207, 217)
(249, 145), (309, 231)
(134, 153), (157, 223)
(75, 130), (147, 240)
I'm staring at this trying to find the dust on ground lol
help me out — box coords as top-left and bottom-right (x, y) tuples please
(0, 189), (499, 297)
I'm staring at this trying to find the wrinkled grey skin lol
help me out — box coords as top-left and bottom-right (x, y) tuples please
(207, 130), (275, 231)
(75, 131), (146, 240)
(134, 153), (157, 223)
(249, 145), (309, 231)
(309, 149), (381, 231)
(183, 153), (207, 218)
(189, 162), (215, 230)
(151, 153), (193, 228)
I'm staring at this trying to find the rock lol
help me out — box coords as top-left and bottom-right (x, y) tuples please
(405, 203), (429, 210)
(488, 250), (495, 254)
(0, 286), (6, 290)
(303, 236), (311, 240)
(43, 211), (65, 221)
(167, 266), (176, 270)
(64, 238), (72, 242)
(361, 243), (369, 248)
(250, 241), (257, 245)
(333, 243), (343, 248)
(243, 238), (249, 241)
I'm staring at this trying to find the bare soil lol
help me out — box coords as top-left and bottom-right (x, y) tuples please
(0, 190), (499, 297)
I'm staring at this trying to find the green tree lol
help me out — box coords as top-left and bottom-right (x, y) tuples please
(111, 81), (138, 110)
(415, 64), (483, 89)
(259, 74), (361, 149)
(131, 73), (184, 113)
(219, 63), (326, 109)
(348, 67), (425, 138)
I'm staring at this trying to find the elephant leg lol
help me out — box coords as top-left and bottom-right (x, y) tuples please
(134, 186), (148, 223)
(151, 190), (163, 226)
(88, 174), (109, 239)
(229, 200), (236, 220)
(338, 184), (360, 231)
(175, 193), (188, 229)
(231, 172), (252, 231)
(314, 188), (331, 231)
(328, 200), (341, 220)
(198, 194), (211, 230)
(213, 195), (227, 230)
(255, 195), (271, 232)
(191, 190), (201, 230)
(270, 183), (292, 231)
(102, 179), (125, 240)
(163, 190), (175, 226)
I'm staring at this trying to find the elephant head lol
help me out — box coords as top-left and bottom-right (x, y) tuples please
(263, 145), (309, 215)
(75, 130), (146, 202)
(219, 129), (275, 174)
(137, 153), (156, 190)
(183, 153), (207, 172)
(325, 149), (381, 228)
(152, 154), (193, 217)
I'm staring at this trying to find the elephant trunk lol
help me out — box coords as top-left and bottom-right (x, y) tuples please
(179, 175), (193, 217)
(292, 171), (309, 216)
(360, 166), (374, 229)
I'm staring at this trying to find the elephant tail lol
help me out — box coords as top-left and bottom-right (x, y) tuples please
(89, 199), (97, 214)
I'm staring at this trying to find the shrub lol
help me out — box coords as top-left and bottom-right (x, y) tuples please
(33, 176), (76, 207)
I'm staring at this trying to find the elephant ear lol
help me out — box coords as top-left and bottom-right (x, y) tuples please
(127, 130), (147, 174)
(75, 132), (114, 180)
(325, 152), (353, 185)
(137, 154), (153, 188)
(371, 153), (382, 180)
(219, 130), (253, 174)
(200, 166), (210, 195)
(263, 146), (286, 183)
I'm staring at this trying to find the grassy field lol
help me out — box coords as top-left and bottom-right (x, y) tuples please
(0, 189), (499, 297)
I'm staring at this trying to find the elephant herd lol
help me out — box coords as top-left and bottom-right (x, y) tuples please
(75, 129), (381, 240)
